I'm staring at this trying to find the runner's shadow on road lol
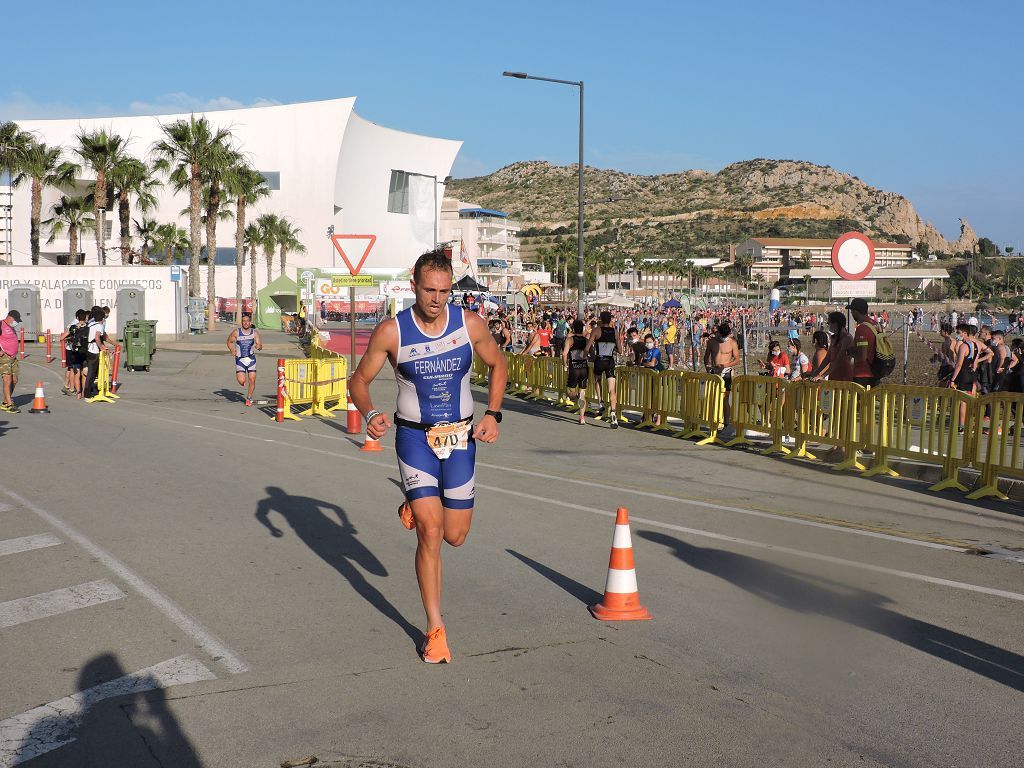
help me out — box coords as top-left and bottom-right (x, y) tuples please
(255, 485), (420, 644)
(638, 530), (1024, 692)
(506, 549), (603, 605)
(213, 388), (247, 403)
(14, 653), (204, 767)
(0, 419), (14, 437)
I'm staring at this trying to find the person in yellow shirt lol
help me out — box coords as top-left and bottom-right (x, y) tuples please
(663, 317), (678, 369)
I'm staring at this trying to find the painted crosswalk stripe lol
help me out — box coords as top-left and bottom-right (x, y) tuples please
(0, 654), (216, 768)
(0, 534), (61, 558)
(0, 580), (126, 629)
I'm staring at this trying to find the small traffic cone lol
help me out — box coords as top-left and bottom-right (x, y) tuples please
(29, 381), (50, 413)
(346, 394), (362, 434)
(360, 434), (383, 452)
(589, 507), (652, 621)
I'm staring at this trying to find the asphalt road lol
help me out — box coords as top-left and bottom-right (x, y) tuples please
(1, 348), (1022, 768)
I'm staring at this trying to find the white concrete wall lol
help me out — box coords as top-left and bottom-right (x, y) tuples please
(0, 266), (183, 337)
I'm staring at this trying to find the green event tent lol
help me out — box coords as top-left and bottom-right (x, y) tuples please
(256, 274), (299, 330)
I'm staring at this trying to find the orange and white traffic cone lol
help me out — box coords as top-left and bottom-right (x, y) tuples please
(589, 507), (652, 621)
(29, 381), (50, 414)
(360, 434), (383, 452)
(346, 394), (362, 434)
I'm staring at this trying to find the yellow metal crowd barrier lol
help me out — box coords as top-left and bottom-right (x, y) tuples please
(614, 366), (659, 428)
(784, 380), (866, 471)
(484, 352), (1024, 502)
(726, 375), (789, 455)
(86, 350), (118, 404)
(675, 371), (726, 445)
(967, 392), (1024, 500)
(860, 385), (974, 492)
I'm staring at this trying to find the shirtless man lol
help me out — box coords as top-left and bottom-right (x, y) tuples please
(703, 323), (741, 427)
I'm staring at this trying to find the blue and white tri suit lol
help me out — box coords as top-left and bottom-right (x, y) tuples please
(394, 305), (476, 510)
(235, 326), (257, 373)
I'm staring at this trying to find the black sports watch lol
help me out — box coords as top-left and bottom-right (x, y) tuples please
(484, 409), (502, 423)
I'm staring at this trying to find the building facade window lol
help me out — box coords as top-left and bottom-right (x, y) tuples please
(387, 170), (409, 214)
(258, 171), (281, 190)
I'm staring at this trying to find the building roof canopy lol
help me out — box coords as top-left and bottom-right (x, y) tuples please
(460, 207), (508, 218)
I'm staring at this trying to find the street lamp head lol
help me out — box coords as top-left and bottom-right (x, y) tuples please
(502, 71), (528, 79)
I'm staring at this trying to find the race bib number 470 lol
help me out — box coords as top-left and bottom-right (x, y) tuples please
(426, 421), (471, 460)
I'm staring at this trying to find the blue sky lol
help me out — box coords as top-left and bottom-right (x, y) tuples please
(2, 0), (1020, 249)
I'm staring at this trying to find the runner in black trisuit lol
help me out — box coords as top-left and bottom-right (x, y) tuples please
(562, 319), (590, 425)
(583, 310), (622, 428)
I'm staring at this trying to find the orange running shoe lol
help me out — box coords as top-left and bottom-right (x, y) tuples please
(398, 501), (415, 530)
(421, 626), (452, 664)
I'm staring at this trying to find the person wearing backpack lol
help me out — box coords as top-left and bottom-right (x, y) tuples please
(849, 298), (894, 388)
(60, 309), (89, 397)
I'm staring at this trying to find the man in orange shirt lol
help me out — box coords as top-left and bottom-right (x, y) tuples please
(849, 298), (878, 389)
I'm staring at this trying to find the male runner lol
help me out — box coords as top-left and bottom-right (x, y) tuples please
(349, 248), (507, 664)
(583, 310), (622, 428)
(226, 313), (262, 406)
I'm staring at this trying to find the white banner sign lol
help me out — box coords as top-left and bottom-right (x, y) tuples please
(379, 281), (416, 300)
(831, 280), (877, 298)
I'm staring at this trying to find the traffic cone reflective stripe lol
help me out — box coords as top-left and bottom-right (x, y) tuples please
(360, 434), (383, 452)
(589, 507), (651, 621)
(29, 381), (50, 413)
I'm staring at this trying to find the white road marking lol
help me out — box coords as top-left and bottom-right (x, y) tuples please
(0, 655), (215, 768)
(0, 504), (12, 514)
(0, 534), (61, 558)
(0, 580), (125, 629)
(0, 485), (249, 675)
(127, 402), (975, 555)
(163, 418), (1024, 604)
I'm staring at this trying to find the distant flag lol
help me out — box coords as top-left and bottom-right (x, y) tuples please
(459, 238), (477, 280)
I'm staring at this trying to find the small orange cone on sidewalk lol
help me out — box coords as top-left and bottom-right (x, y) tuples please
(589, 507), (652, 621)
(360, 434), (383, 452)
(346, 394), (362, 434)
(29, 381), (50, 414)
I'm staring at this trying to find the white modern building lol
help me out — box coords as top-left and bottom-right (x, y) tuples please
(5, 98), (461, 280)
(439, 198), (550, 293)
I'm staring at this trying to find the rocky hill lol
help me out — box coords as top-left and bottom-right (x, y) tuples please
(447, 159), (978, 261)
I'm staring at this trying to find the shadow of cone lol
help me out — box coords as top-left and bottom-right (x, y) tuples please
(589, 507), (652, 621)
(29, 381), (50, 413)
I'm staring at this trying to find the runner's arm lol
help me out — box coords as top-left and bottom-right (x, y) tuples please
(349, 319), (398, 439)
(949, 345), (968, 387)
(226, 330), (237, 354)
(465, 310), (505, 443)
(253, 330), (263, 351)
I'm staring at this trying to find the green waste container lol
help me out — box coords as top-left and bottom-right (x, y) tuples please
(138, 320), (157, 356)
(123, 324), (152, 371)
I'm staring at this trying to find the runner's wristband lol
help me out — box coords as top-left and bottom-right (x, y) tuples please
(365, 409), (383, 424)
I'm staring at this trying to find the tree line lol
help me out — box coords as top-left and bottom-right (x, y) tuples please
(0, 117), (305, 326)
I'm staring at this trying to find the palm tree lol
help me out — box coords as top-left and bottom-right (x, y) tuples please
(133, 217), (159, 263)
(225, 164), (270, 324)
(244, 223), (263, 318)
(75, 129), (127, 265)
(108, 156), (160, 264)
(151, 115), (233, 298)
(153, 222), (190, 265)
(275, 217), (305, 276)
(255, 212), (281, 285)
(200, 143), (241, 329)
(43, 196), (94, 265)
(0, 122), (32, 264)
(16, 141), (79, 265)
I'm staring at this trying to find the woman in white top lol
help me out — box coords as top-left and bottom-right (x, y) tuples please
(788, 338), (811, 381)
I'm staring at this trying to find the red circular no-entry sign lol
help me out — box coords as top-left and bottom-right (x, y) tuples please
(831, 232), (875, 281)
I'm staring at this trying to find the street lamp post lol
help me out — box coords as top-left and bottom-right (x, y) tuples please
(503, 70), (585, 317)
